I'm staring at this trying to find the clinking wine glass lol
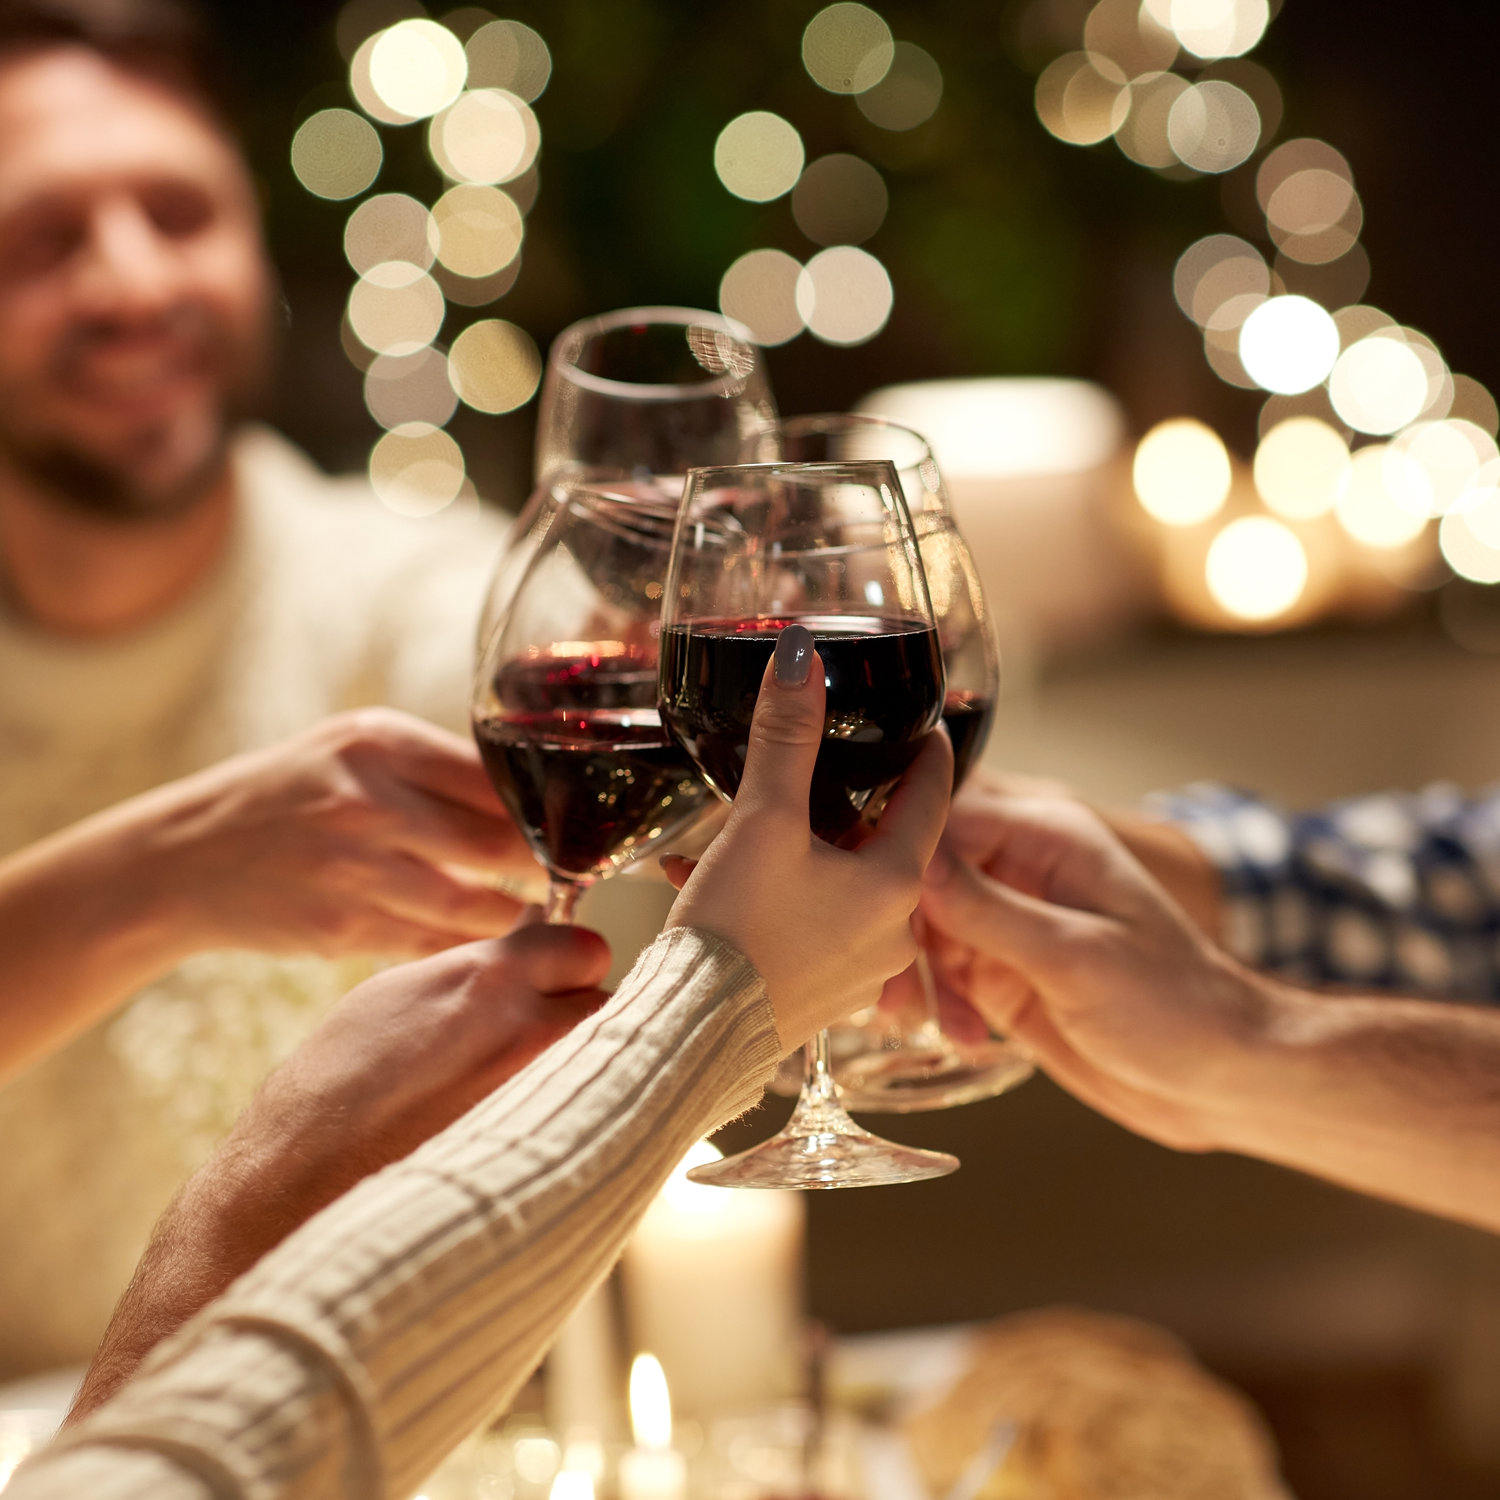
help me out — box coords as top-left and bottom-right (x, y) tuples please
(478, 307), (776, 657)
(471, 487), (712, 925)
(658, 459), (960, 1189)
(772, 415), (1032, 1111)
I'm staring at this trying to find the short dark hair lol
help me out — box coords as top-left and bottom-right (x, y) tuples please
(0, 0), (232, 125)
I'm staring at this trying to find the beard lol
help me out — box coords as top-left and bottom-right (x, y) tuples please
(0, 302), (274, 524)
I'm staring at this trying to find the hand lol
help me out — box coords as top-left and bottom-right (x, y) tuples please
(918, 792), (1265, 1151)
(70, 914), (612, 1420)
(664, 625), (953, 1052)
(139, 707), (537, 956)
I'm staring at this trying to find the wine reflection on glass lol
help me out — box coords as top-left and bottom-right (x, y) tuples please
(658, 459), (960, 1189)
(470, 488), (711, 925)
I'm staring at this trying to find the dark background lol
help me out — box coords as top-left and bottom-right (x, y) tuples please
(200, 0), (1500, 511)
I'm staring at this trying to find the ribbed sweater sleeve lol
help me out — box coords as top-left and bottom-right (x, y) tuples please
(15, 927), (780, 1500)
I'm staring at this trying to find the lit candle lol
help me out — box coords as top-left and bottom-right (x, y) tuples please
(549, 1471), (595, 1500)
(617, 1354), (687, 1500)
(622, 1142), (805, 1421)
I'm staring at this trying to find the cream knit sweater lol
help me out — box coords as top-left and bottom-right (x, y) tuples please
(11, 927), (780, 1500)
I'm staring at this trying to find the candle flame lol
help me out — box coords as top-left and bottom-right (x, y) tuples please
(629, 1353), (672, 1450)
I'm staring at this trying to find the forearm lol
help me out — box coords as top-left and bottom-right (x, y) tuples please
(0, 790), (200, 1081)
(1199, 977), (1500, 1232)
(25, 928), (779, 1500)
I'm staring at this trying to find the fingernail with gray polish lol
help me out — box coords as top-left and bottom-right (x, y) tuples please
(774, 624), (814, 686)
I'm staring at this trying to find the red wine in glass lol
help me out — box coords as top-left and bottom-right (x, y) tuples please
(475, 647), (708, 884)
(659, 614), (944, 843)
(941, 689), (995, 792)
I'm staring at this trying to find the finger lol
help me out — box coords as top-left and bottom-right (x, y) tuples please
(920, 846), (1099, 980)
(466, 986), (612, 1100)
(508, 903), (546, 933)
(731, 625), (826, 825)
(877, 959), (925, 1017)
(932, 979), (992, 1046)
(369, 785), (534, 873)
(862, 723), (952, 878)
(365, 852), (524, 936)
(660, 855), (697, 891)
(340, 709), (509, 818)
(495, 921), (613, 995)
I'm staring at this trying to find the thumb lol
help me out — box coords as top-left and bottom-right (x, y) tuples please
(734, 624), (826, 821)
(920, 846), (1098, 983)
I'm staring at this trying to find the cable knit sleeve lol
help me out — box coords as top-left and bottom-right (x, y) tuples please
(14, 927), (780, 1500)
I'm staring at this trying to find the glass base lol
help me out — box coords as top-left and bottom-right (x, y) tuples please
(687, 1084), (959, 1190)
(837, 1039), (1036, 1114)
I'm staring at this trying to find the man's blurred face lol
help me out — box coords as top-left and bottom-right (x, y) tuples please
(0, 46), (273, 519)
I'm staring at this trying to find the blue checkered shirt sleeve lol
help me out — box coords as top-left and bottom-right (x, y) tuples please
(1142, 781), (1500, 1000)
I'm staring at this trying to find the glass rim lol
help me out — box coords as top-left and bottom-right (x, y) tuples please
(557, 482), (681, 547)
(681, 458), (909, 489)
(776, 411), (936, 460)
(548, 305), (760, 403)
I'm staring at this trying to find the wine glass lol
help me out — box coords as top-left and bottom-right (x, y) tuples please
(479, 307), (777, 656)
(535, 306), (776, 485)
(658, 459), (960, 1189)
(770, 412), (947, 517)
(471, 487), (712, 925)
(768, 417), (1031, 1111)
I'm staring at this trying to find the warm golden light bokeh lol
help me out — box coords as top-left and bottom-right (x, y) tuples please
(791, 154), (888, 245)
(855, 40), (943, 129)
(1334, 445), (1430, 548)
(719, 249), (806, 346)
(347, 261), (446, 357)
(369, 19), (468, 120)
(714, 112), (805, 203)
(290, 109), (382, 200)
(795, 246), (893, 345)
(1238, 295), (1340, 394)
(447, 318), (542, 413)
(1133, 418), (1232, 525)
(802, 3), (895, 95)
(430, 184), (523, 278)
(368, 423), (466, 516)
(344, 193), (434, 275)
(1204, 515), (1307, 621)
(1253, 416), (1350, 520)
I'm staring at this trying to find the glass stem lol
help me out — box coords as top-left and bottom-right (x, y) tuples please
(545, 878), (583, 925)
(804, 1027), (839, 1105)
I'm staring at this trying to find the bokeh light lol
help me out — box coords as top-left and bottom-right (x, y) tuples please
(1157, 0), (1270, 60)
(791, 154), (888, 245)
(1083, 0), (1178, 77)
(1133, 418), (1232, 525)
(1035, 52), (1129, 146)
(1386, 419), (1500, 517)
(714, 112), (805, 202)
(1116, 71), (1188, 168)
(350, 32), (417, 125)
(1253, 416), (1349, 519)
(290, 109), (382, 199)
(369, 19), (468, 120)
(720, 249), (805, 346)
(1202, 292), (1264, 388)
(447, 318), (542, 413)
(795, 246), (893, 345)
(1451, 375), (1500, 438)
(1238, 295), (1339, 394)
(431, 184), (522, 278)
(348, 261), (446, 356)
(1329, 333), (1432, 435)
(1258, 138), (1352, 208)
(364, 346), (457, 429)
(855, 40), (942, 129)
(802, 3), (894, 95)
(1441, 488), (1500, 583)
(434, 257), (521, 307)
(465, 19), (551, 100)
(1265, 168), (1361, 264)
(1205, 515), (1307, 621)
(1173, 234), (1267, 325)
(1334, 444), (1429, 548)
(1199, 57), (1281, 140)
(430, 88), (538, 184)
(344, 193), (434, 274)
(1166, 80), (1259, 173)
(369, 423), (466, 516)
